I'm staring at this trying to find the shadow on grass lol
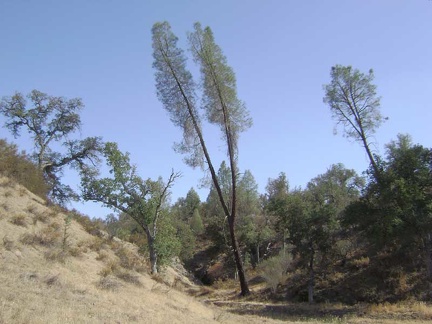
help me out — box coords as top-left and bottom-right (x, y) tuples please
(212, 301), (360, 322)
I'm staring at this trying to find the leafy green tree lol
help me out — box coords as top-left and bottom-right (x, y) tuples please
(269, 164), (363, 303)
(240, 213), (275, 266)
(190, 208), (204, 235)
(236, 170), (274, 266)
(81, 142), (180, 274)
(204, 162), (234, 251)
(152, 22), (252, 295)
(264, 172), (290, 253)
(323, 65), (386, 178)
(0, 90), (102, 204)
(174, 187), (201, 221)
(345, 135), (432, 277)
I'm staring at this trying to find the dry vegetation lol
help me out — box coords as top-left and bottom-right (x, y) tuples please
(1, 175), (432, 323)
(0, 176), (280, 324)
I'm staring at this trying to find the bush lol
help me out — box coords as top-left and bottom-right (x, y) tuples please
(257, 252), (293, 293)
(10, 214), (27, 227)
(0, 139), (48, 198)
(113, 245), (146, 272)
(70, 209), (106, 236)
(20, 226), (61, 246)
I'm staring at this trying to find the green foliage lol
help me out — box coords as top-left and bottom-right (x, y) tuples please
(172, 187), (201, 221)
(175, 220), (196, 261)
(154, 216), (181, 267)
(81, 141), (180, 273)
(344, 135), (432, 265)
(188, 22), (252, 153)
(323, 65), (383, 141)
(152, 21), (252, 295)
(152, 21), (203, 168)
(0, 90), (102, 204)
(0, 138), (48, 198)
(323, 65), (385, 176)
(190, 208), (204, 235)
(266, 165), (363, 302)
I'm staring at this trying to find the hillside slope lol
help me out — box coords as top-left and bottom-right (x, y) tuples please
(0, 176), (286, 324)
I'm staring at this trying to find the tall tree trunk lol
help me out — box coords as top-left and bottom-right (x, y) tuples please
(423, 234), (432, 280)
(228, 218), (250, 296)
(308, 249), (315, 304)
(256, 244), (260, 264)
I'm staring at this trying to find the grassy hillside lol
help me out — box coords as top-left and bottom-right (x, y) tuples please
(2, 176), (432, 323)
(0, 176), (285, 324)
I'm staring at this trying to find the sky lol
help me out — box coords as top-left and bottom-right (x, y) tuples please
(1, 0), (431, 219)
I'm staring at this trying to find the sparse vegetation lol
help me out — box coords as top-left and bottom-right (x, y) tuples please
(2, 235), (14, 250)
(20, 226), (61, 246)
(257, 252), (292, 294)
(0, 139), (48, 198)
(10, 214), (27, 227)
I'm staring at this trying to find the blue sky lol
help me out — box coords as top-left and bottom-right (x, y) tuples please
(1, 0), (431, 218)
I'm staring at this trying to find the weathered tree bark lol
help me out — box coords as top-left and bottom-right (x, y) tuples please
(228, 217), (250, 295)
(147, 233), (158, 274)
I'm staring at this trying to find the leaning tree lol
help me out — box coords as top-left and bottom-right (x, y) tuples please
(152, 22), (252, 295)
(323, 65), (386, 181)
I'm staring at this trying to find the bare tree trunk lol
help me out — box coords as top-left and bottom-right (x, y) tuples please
(423, 234), (432, 280)
(256, 244), (260, 264)
(147, 234), (158, 274)
(228, 218), (250, 296)
(308, 249), (315, 304)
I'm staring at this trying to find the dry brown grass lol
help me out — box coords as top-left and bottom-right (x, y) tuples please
(20, 226), (61, 246)
(366, 301), (432, 320)
(2, 235), (14, 250)
(2, 175), (431, 324)
(9, 213), (27, 227)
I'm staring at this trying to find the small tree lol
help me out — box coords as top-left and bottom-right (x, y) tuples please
(323, 65), (385, 179)
(190, 208), (204, 235)
(0, 90), (102, 204)
(81, 142), (180, 274)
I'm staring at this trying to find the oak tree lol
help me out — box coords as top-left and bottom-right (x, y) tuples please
(0, 90), (102, 204)
(81, 142), (180, 274)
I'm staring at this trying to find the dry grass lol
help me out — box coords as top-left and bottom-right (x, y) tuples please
(32, 210), (50, 224)
(2, 175), (432, 324)
(9, 213), (27, 227)
(367, 301), (432, 320)
(20, 226), (61, 246)
(2, 235), (14, 250)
